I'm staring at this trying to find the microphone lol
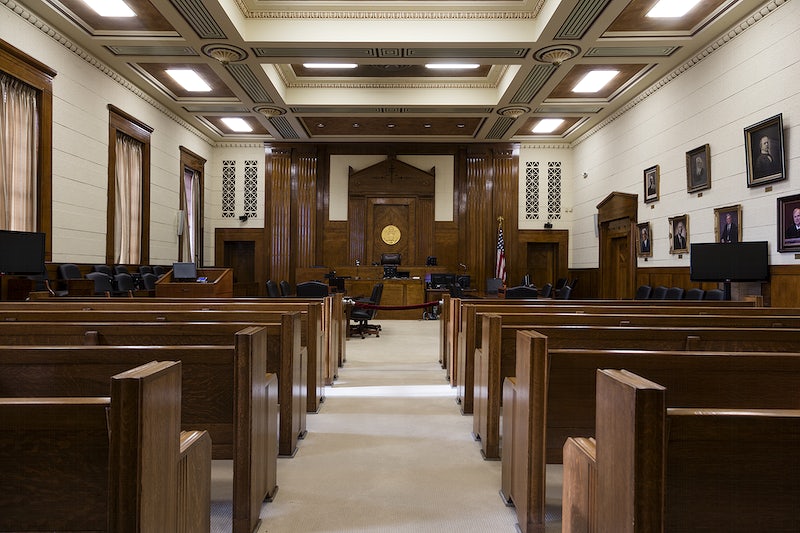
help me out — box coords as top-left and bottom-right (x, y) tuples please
(458, 263), (467, 271)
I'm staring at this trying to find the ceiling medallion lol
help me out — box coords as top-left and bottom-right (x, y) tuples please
(534, 45), (581, 66)
(254, 106), (286, 117)
(498, 106), (530, 119)
(202, 44), (248, 65)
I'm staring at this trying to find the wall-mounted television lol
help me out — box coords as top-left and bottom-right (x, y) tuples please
(0, 230), (46, 275)
(690, 242), (769, 282)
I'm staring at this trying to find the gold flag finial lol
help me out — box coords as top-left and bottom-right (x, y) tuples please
(497, 216), (504, 227)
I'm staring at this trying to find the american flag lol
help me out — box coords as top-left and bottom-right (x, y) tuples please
(495, 224), (506, 284)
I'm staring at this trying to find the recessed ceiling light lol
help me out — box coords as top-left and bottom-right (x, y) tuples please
(646, 0), (701, 18)
(532, 119), (565, 133)
(352, 123), (360, 128)
(82, 0), (135, 17)
(424, 124), (432, 128)
(303, 63), (358, 69)
(165, 69), (211, 92)
(572, 70), (619, 93)
(425, 64), (481, 70)
(221, 117), (252, 133)
(387, 124), (396, 128)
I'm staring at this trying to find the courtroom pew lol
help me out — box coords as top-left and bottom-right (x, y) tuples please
(0, 318), (304, 459)
(0, 294), (340, 413)
(0, 360), (212, 533)
(506, 331), (800, 532)
(453, 297), (790, 413)
(0, 341), (278, 533)
(575, 369), (800, 532)
(474, 315), (800, 459)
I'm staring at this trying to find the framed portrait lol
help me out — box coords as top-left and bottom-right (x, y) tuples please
(686, 144), (710, 193)
(669, 214), (689, 254)
(637, 222), (652, 257)
(745, 113), (785, 187)
(714, 204), (742, 244)
(643, 165), (659, 203)
(777, 194), (800, 252)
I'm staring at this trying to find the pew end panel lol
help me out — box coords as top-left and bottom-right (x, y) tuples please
(179, 430), (212, 533)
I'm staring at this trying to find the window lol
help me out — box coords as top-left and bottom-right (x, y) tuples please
(107, 105), (151, 264)
(179, 146), (205, 265)
(0, 39), (54, 258)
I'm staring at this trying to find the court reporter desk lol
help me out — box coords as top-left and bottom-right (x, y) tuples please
(155, 268), (233, 298)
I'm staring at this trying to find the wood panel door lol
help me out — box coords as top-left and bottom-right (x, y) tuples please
(366, 198), (415, 265)
(526, 242), (556, 288)
(609, 235), (630, 299)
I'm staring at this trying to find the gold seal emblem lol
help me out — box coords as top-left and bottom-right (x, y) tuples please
(381, 224), (401, 245)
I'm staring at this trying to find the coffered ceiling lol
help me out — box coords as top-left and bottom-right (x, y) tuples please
(14, 0), (768, 143)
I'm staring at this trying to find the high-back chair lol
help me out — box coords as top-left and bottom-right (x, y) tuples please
(85, 272), (113, 297)
(651, 286), (669, 299)
(635, 285), (652, 300)
(295, 281), (329, 297)
(349, 282), (384, 338)
(113, 273), (135, 297)
(140, 272), (158, 291)
(266, 280), (280, 298)
(665, 287), (685, 300)
(279, 280), (292, 297)
(539, 283), (553, 298)
(704, 288), (725, 300)
(685, 288), (705, 300)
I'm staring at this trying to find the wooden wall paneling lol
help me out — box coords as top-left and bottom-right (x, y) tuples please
(493, 148), (519, 285)
(367, 198), (414, 264)
(214, 228), (265, 296)
(416, 198), (435, 266)
(348, 197), (367, 265)
(322, 221), (349, 269)
(296, 152), (318, 271)
(596, 192), (638, 299)
(268, 148), (292, 284)
(464, 151), (492, 288)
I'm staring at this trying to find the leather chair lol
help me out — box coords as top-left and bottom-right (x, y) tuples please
(279, 280), (292, 297)
(86, 272), (113, 297)
(138, 265), (153, 275)
(295, 281), (329, 297)
(113, 273), (135, 297)
(266, 279), (280, 298)
(114, 265), (130, 275)
(505, 285), (538, 299)
(635, 285), (652, 300)
(152, 265), (166, 278)
(555, 285), (572, 300)
(685, 288), (705, 300)
(140, 272), (158, 291)
(93, 264), (113, 277)
(57, 263), (82, 281)
(539, 283), (553, 298)
(651, 286), (669, 299)
(665, 287), (685, 300)
(349, 282), (384, 338)
(704, 288), (725, 300)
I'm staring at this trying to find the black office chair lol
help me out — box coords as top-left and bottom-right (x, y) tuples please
(113, 273), (135, 297)
(555, 285), (572, 299)
(85, 272), (113, 297)
(295, 281), (329, 297)
(279, 280), (292, 297)
(266, 279), (281, 298)
(114, 265), (130, 275)
(505, 285), (538, 299)
(665, 287), (684, 300)
(93, 264), (113, 277)
(650, 286), (668, 299)
(635, 285), (652, 300)
(554, 278), (568, 291)
(58, 263), (82, 281)
(140, 272), (158, 291)
(152, 265), (166, 278)
(685, 288), (705, 300)
(539, 283), (553, 298)
(138, 265), (153, 275)
(350, 282), (383, 338)
(704, 288), (725, 300)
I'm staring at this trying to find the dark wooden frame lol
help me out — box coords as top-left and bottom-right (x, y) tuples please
(777, 193), (800, 252)
(669, 214), (688, 254)
(179, 146), (206, 265)
(643, 165), (659, 203)
(637, 221), (652, 257)
(686, 144), (710, 193)
(745, 113), (785, 187)
(714, 204), (742, 244)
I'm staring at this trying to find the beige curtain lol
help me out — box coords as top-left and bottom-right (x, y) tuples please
(114, 133), (142, 263)
(181, 167), (199, 264)
(0, 72), (39, 231)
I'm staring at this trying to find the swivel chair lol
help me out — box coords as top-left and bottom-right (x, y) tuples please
(685, 288), (705, 300)
(539, 283), (553, 298)
(665, 287), (685, 300)
(113, 273), (135, 297)
(140, 272), (158, 291)
(349, 282), (383, 338)
(266, 279), (281, 298)
(635, 285), (652, 300)
(279, 280), (292, 297)
(85, 272), (113, 297)
(651, 286), (669, 299)
(295, 281), (329, 297)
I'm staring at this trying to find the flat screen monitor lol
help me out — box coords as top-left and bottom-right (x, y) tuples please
(429, 273), (456, 289)
(172, 262), (197, 281)
(0, 230), (46, 275)
(456, 275), (470, 289)
(690, 242), (769, 281)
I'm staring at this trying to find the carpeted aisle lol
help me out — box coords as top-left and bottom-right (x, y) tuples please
(211, 318), (562, 532)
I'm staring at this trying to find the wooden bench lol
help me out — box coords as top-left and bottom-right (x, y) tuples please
(564, 369), (800, 532)
(0, 295), (340, 413)
(475, 314), (800, 460)
(453, 297), (792, 413)
(507, 331), (800, 532)
(0, 341), (278, 533)
(0, 360), (212, 533)
(0, 316), (304, 459)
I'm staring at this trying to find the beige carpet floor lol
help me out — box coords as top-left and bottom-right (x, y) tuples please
(212, 318), (563, 532)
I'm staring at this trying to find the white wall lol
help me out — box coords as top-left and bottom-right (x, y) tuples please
(568, 0), (799, 269)
(2, 2), (214, 266)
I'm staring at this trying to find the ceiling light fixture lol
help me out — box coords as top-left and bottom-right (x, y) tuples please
(572, 70), (619, 93)
(647, 0), (701, 18)
(303, 63), (358, 69)
(221, 117), (252, 133)
(532, 119), (565, 134)
(82, 0), (135, 17)
(166, 69), (211, 92)
(425, 64), (480, 70)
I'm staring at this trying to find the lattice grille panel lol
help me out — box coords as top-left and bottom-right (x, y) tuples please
(547, 161), (562, 220)
(525, 161), (540, 220)
(244, 160), (258, 217)
(222, 160), (235, 218)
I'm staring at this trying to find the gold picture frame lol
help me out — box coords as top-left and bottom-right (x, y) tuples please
(713, 204), (742, 244)
(669, 214), (689, 254)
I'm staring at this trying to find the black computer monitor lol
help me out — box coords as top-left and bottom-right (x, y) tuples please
(0, 230), (45, 275)
(456, 275), (470, 289)
(430, 273), (456, 289)
(172, 262), (197, 281)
